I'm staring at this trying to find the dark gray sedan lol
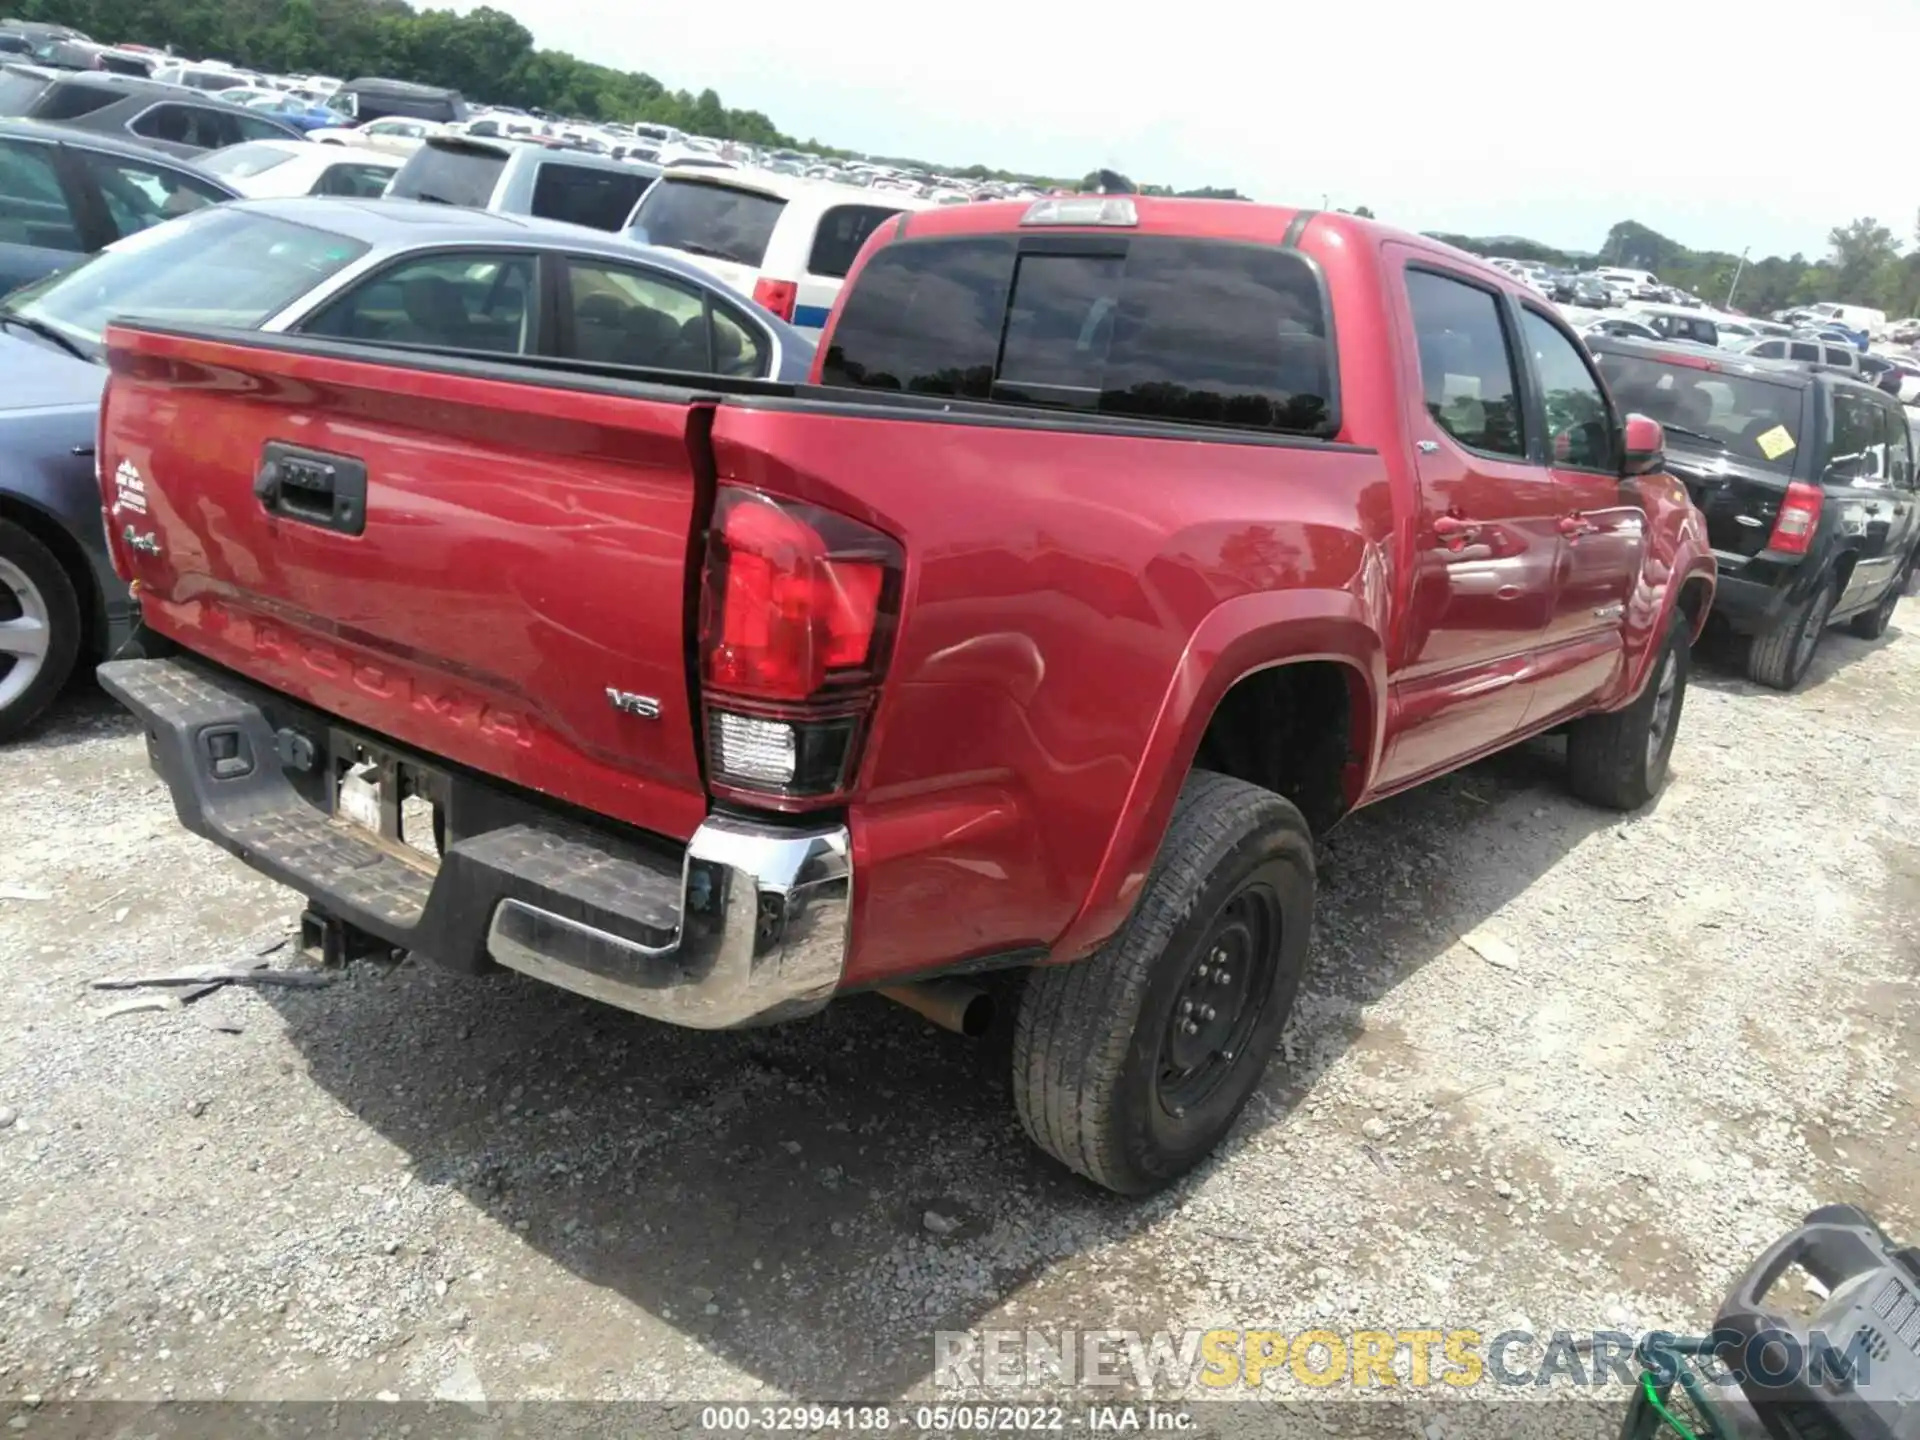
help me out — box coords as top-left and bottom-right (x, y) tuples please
(0, 196), (816, 738)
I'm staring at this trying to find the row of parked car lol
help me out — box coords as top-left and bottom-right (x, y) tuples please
(0, 74), (985, 738)
(2, 27), (1916, 747)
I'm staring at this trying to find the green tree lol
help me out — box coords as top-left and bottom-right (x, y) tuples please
(1826, 217), (1900, 304)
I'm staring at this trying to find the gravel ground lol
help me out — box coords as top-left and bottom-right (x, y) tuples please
(0, 623), (1915, 1432)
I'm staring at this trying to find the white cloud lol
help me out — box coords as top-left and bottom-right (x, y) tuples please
(469, 0), (1917, 258)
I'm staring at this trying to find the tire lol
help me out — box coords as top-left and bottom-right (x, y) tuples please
(1011, 771), (1314, 1195)
(1748, 575), (1838, 691)
(1849, 559), (1908, 640)
(1566, 614), (1690, 810)
(0, 518), (82, 744)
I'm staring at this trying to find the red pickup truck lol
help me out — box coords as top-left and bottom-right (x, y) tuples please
(95, 198), (1714, 1194)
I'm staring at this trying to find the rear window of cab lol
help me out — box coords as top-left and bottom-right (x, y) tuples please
(820, 234), (1336, 436)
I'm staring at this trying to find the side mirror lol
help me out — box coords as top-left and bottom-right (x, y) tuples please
(1622, 413), (1666, 476)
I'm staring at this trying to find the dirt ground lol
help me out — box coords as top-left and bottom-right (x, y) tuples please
(1, 622), (1916, 1432)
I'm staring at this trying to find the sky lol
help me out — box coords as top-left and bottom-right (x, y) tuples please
(469, 0), (1916, 261)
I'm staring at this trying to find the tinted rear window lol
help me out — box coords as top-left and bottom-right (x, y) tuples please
(627, 178), (784, 267)
(1594, 351), (1804, 472)
(822, 235), (1335, 435)
(807, 203), (902, 279)
(0, 66), (51, 113)
(32, 78), (119, 120)
(387, 142), (505, 208)
(530, 161), (650, 231)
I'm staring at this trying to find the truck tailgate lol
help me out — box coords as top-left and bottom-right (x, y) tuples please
(100, 327), (712, 842)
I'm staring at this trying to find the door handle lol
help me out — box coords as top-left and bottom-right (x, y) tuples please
(1557, 514), (1598, 537)
(1432, 514), (1481, 548)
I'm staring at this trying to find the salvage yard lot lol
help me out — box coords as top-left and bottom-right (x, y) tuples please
(1, 629), (1916, 1418)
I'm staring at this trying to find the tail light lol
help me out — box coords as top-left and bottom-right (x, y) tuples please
(697, 487), (902, 805)
(1769, 480), (1823, 555)
(752, 277), (797, 323)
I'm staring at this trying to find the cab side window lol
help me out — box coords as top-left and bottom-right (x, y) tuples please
(1405, 269), (1525, 458)
(1520, 308), (1616, 472)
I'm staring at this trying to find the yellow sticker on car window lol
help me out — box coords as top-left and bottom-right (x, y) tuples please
(1754, 425), (1797, 461)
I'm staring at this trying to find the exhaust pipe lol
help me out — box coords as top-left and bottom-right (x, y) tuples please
(880, 980), (994, 1038)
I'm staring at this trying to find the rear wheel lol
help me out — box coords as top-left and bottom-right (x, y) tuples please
(0, 519), (82, 744)
(1011, 771), (1313, 1195)
(1748, 576), (1837, 691)
(1565, 614), (1689, 810)
(1849, 558), (1909, 640)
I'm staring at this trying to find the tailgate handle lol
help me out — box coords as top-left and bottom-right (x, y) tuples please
(255, 443), (368, 536)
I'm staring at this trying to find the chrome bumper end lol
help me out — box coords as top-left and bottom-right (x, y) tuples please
(486, 815), (851, 1029)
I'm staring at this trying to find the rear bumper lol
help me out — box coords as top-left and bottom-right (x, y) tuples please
(1709, 570), (1785, 631)
(1708, 550), (1809, 634)
(97, 656), (851, 1029)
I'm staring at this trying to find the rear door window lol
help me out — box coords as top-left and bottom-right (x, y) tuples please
(1879, 398), (1914, 491)
(1788, 341), (1820, 362)
(0, 135), (81, 253)
(1403, 268), (1526, 457)
(232, 111), (294, 143)
(627, 177), (784, 266)
(807, 203), (901, 279)
(1822, 345), (1855, 368)
(128, 103), (229, 150)
(822, 234), (1334, 434)
(1825, 389), (1885, 485)
(302, 251), (535, 354)
(386, 142), (506, 208)
(529, 162), (649, 232)
(76, 148), (227, 240)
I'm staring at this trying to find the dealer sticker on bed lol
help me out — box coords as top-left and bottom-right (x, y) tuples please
(112, 459), (147, 516)
(1754, 425), (1797, 462)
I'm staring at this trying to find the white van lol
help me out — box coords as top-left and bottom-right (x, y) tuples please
(1805, 302), (1887, 336)
(624, 168), (933, 333)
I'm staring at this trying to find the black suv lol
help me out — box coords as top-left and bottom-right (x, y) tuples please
(1589, 335), (1920, 689)
(0, 64), (301, 156)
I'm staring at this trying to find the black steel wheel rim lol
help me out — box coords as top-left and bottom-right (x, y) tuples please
(1156, 883), (1282, 1116)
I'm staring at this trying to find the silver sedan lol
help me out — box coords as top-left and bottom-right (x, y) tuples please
(0, 195), (816, 381)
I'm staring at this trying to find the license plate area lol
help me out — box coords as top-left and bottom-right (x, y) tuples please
(329, 733), (448, 873)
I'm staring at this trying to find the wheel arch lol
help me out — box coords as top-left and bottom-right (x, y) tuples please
(1049, 588), (1385, 963)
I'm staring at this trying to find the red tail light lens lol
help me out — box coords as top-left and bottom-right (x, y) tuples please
(1769, 480), (1823, 555)
(698, 487), (902, 805)
(752, 277), (797, 323)
(702, 489), (896, 701)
